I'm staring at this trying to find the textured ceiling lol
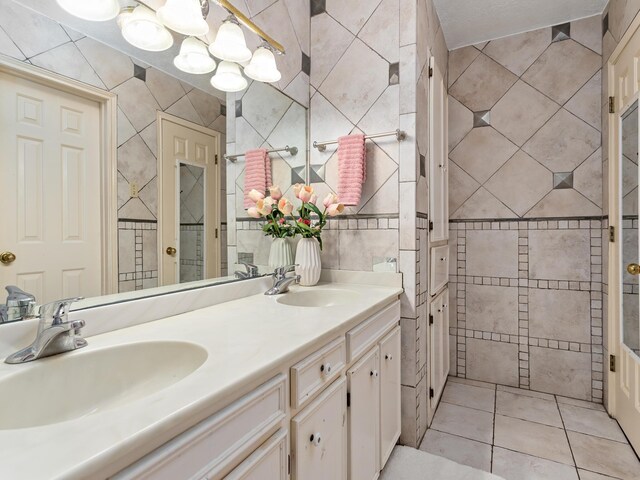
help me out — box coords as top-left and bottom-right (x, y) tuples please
(433, 0), (608, 49)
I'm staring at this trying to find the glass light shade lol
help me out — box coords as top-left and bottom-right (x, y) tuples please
(208, 20), (252, 63)
(157, 0), (209, 36)
(210, 61), (247, 92)
(244, 47), (281, 83)
(56, 0), (119, 21)
(119, 6), (174, 52)
(174, 37), (216, 74)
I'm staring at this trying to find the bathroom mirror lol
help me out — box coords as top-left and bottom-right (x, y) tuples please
(621, 100), (640, 358)
(0, 1), (309, 312)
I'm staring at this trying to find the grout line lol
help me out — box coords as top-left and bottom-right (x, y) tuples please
(555, 394), (580, 471)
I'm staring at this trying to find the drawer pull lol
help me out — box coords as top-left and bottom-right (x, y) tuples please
(310, 432), (322, 446)
(440, 257), (446, 261)
(320, 363), (332, 375)
(370, 370), (379, 377)
(385, 354), (393, 361)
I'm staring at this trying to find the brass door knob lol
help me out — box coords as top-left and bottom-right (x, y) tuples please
(166, 246), (177, 256)
(627, 263), (640, 275)
(0, 251), (16, 265)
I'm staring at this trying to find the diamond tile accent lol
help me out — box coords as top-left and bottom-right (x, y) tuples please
(522, 40), (600, 105)
(473, 110), (491, 127)
(389, 62), (399, 85)
(302, 52), (311, 75)
(492, 80), (560, 146)
(523, 109), (600, 172)
(450, 127), (519, 184)
(310, 0), (326, 16)
(485, 151), (553, 216)
(553, 172), (574, 189)
(483, 28), (551, 76)
(450, 53), (518, 111)
(552, 23), (571, 43)
(320, 38), (389, 123)
(133, 64), (146, 82)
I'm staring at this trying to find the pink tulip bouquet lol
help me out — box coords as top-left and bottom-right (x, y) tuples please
(246, 186), (296, 238)
(292, 184), (344, 250)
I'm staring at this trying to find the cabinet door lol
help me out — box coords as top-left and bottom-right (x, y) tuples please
(429, 55), (449, 242)
(291, 377), (347, 480)
(223, 430), (287, 480)
(430, 245), (449, 296)
(347, 347), (380, 480)
(429, 288), (450, 420)
(379, 326), (401, 469)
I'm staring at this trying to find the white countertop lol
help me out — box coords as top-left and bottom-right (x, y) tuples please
(0, 280), (402, 479)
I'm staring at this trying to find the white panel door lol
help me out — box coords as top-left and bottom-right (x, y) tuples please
(0, 71), (102, 303)
(429, 56), (449, 242)
(379, 326), (401, 469)
(347, 347), (380, 480)
(223, 430), (288, 480)
(291, 376), (347, 480)
(429, 287), (450, 423)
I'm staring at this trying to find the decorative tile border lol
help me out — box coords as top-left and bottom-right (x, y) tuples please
(451, 217), (603, 401)
(117, 220), (158, 291)
(236, 215), (400, 231)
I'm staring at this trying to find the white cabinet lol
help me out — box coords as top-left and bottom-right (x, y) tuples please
(379, 326), (401, 468)
(429, 55), (449, 243)
(347, 347), (380, 480)
(430, 245), (449, 296)
(291, 377), (347, 480)
(429, 288), (450, 420)
(224, 430), (288, 480)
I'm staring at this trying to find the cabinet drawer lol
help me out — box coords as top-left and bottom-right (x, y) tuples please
(291, 337), (345, 410)
(430, 245), (449, 295)
(346, 301), (400, 363)
(113, 375), (286, 480)
(223, 430), (288, 480)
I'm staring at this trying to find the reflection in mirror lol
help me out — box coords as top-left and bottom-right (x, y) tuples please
(180, 163), (205, 283)
(621, 100), (640, 357)
(0, 1), (309, 312)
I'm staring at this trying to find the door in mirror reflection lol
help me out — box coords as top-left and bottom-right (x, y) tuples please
(160, 114), (220, 286)
(621, 100), (640, 357)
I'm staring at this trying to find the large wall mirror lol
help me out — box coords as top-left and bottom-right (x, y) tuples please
(0, 0), (309, 311)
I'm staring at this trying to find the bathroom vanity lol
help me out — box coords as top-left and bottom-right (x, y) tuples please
(0, 272), (402, 480)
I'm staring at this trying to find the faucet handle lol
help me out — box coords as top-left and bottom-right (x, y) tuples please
(274, 264), (297, 278)
(239, 262), (259, 276)
(5, 285), (35, 306)
(39, 296), (84, 327)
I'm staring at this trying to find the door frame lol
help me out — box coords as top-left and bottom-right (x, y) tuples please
(156, 111), (222, 284)
(0, 54), (118, 295)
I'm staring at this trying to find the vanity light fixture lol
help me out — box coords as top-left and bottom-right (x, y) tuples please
(56, 0), (120, 21)
(244, 43), (281, 83)
(174, 37), (217, 74)
(208, 15), (252, 64)
(157, 0), (209, 37)
(118, 5), (174, 52)
(210, 60), (247, 92)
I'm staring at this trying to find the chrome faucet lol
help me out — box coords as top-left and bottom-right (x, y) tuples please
(265, 265), (300, 295)
(234, 262), (260, 280)
(5, 297), (87, 364)
(0, 286), (37, 324)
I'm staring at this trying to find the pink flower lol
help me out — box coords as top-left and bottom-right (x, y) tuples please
(298, 185), (314, 202)
(293, 184), (303, 197)
(264, 196), (276, 206)
(327, 203), (345, 216)
(247, 206), (261, 218)
(278, 197), (293, 215)
(268, 185), (282, 200)
(256, 199), (272, 215)
(323, 193), (339, 208)
(309, 194), (318, 205)
(248, 189), (264, 202)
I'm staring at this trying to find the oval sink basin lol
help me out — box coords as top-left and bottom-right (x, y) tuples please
(0, 341), (207, 430)
(276, 288), (358, 307)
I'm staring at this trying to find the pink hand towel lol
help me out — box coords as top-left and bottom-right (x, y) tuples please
(243, 148), (272, 208)
(337, 133), (366, 206)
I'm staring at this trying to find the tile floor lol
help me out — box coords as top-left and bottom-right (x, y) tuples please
(419, 376), (640, 480)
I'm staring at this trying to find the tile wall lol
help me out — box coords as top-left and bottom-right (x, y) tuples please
(0, 0), (227, 293)
(448, 19), (606, 403)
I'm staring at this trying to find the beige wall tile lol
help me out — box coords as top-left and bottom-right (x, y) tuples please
(483, 28), (551, 76)
(530, 347), (592, 400)
(528, 229), (591, 281)
(466, 338), (519, 386)
(466, 284), (519, 334)
(466, 230), (519, 278)
(338, 229), (399, 271)
(528, 288), (591, 343)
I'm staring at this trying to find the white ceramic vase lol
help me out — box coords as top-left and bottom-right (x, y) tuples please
(295, 238), (321, 286)
(268, 238), (294, 269)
